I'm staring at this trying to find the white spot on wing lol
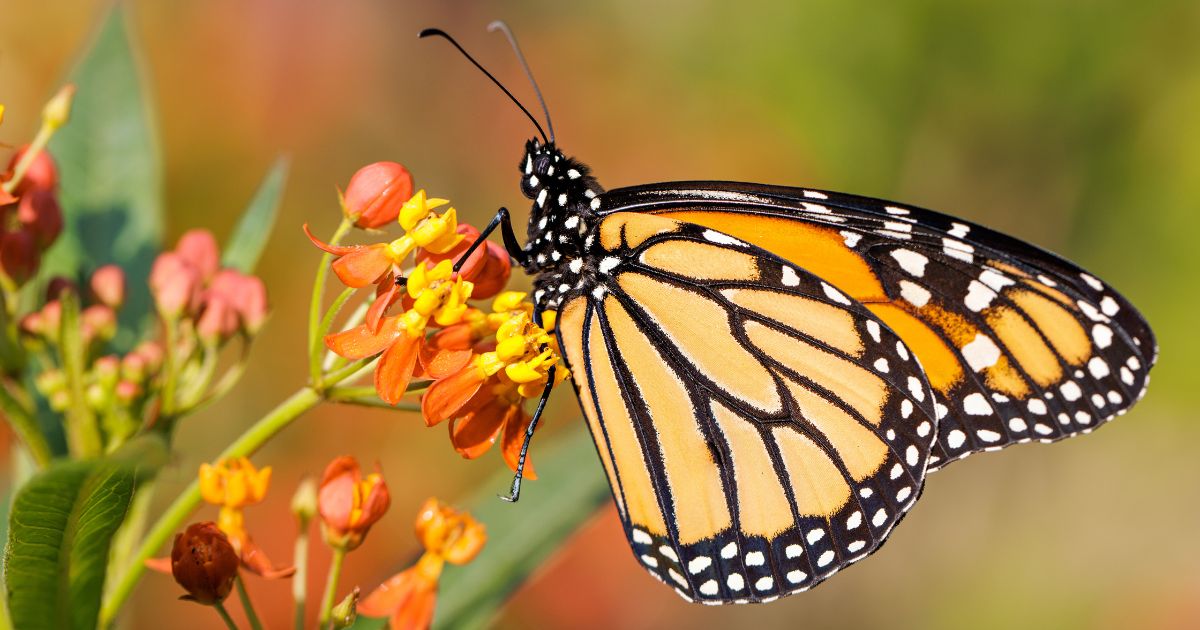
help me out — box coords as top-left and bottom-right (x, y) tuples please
(962, 334), (1001, 371)
(822, 283), (852, 305)
(900, 281), (931, 307)
(781, 266), (800, 287)
(703, 229), (744, 246)
(890, 249), (928, 276)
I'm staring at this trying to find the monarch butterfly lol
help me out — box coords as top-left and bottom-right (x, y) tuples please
(422, 24), (1157, 605)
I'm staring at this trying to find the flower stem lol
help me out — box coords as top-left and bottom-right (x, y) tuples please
(159, 316), (181, 416)
(292, 529), (310, 630)
(317, 547), (347, 628)
(213, 601), (239, 630)
(309, 218), (353, 389)
(58, 290), (101, 457)
(235, 576), (263, 630)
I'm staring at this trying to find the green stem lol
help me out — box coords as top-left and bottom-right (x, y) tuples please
(0, 378), (51, 468)
(159, 316), (181, 417)
(178, 342), (220, 411)
(98, 387), (322, 626)
(213, 601), (239, 630)
(317, 547), (347, 628)
(309, 219), (353, 389)
(292, 529), (310, 630)
(235, 576), (263, 630)
(58, 291), (101, 457)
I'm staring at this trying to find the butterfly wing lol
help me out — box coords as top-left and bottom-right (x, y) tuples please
(556, 212), (937, 603)
(594, 182), (1156, 469)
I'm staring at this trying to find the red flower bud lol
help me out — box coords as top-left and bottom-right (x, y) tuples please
(115, 380), (141, 404)
(89, 264), (126, 309)
(149, 252), (198, 318)
(344, 162), (414, 229)
(4, 145), (58, 194)
(0, 230), (39, 285)
(46, 276), (76, 301)
(16, 189), (63, 249)
(171, 522), (239, 605)
(318, 456), (391, 551)
(175, 229), (220, 282)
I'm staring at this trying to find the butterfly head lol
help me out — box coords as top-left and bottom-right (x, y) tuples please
(517, 138), (603, 276)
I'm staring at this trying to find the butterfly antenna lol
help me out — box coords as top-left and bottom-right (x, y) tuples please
(419, 28), (549, 144)
(487, 20), (555, 144)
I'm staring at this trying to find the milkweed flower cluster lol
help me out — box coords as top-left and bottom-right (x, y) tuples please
(308, 161), (566, 473)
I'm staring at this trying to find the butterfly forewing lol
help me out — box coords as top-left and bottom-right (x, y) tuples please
(595, 183), (1156, 469)
(556, 213), (936, 603)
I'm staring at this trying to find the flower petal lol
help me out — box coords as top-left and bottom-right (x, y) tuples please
(303, 223), (361, 255)
(325, 316), (403, 359)
(332, 245), (393, 288)
(144, 555), (173, 574)
(358, 569), (419, 617)
(448, 401), (505, 459)
(367, 277), (401, 332)
(420, 366), (485, 427)
(375, 335), (421, 405)
(418, 346), (474, 380)
(240, 537), (296, 579)
(501, 406), (537, 480)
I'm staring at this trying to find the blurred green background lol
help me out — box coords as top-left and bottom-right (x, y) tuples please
(2, 1), (1197, 628)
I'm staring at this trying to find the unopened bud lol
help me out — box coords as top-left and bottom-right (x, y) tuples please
(330, 587), (360, 629)
(81, 305), (117, 342)
(171, 522), (239, 605)
(291, 476), (318, 528)
(42, 84), (75, 131)
(89, 264), (126, 309)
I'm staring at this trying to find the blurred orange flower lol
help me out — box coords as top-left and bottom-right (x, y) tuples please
(358, 498), (486, 630)
(318, 456), (391, 551)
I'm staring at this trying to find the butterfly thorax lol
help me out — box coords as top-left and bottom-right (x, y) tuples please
(518, 139), (604, 310)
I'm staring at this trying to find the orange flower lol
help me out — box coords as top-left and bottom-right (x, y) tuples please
(324, 260), (473, 404)
(318, 456), (391, 551)
(421, 293), (566, 476)
(416, 223), (512, 300)
(359, 498), (486, 630)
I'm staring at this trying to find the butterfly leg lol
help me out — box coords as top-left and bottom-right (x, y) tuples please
(452, 206), (527, 270)
(499, 364), (556, 503)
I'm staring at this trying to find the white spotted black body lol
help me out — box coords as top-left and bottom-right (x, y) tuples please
(518, 139), (604, 311)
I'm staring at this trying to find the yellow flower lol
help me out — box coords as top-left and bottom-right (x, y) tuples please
(476, 308), (566, 399)
(396, 189), (463, 254)
(402, 260), (474, 335)
(199, 457), (271, 509)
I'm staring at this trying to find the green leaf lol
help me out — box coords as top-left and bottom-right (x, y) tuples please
(3, 436), (165, 630)
(222, 156), (290, 273)
(44, 6), (163, 349)
(352, 427), (610, 630)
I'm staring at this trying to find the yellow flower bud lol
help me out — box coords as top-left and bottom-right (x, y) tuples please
(495, 336), (528, 362)
(42, 84), (75, 131)
(399, 190), (449, 231)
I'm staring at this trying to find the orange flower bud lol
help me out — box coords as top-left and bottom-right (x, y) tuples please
(318, 456), (391, 551)
(89, 264), (126, 309)
(171, 522), (239, 605)
(344, 162), (414, 229)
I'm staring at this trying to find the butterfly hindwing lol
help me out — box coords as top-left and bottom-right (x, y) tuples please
(596, 182), (1156, 469)
(556, 213), (937, 603)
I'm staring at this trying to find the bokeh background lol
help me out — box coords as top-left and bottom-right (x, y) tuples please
(3, 1), (1198, 628)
